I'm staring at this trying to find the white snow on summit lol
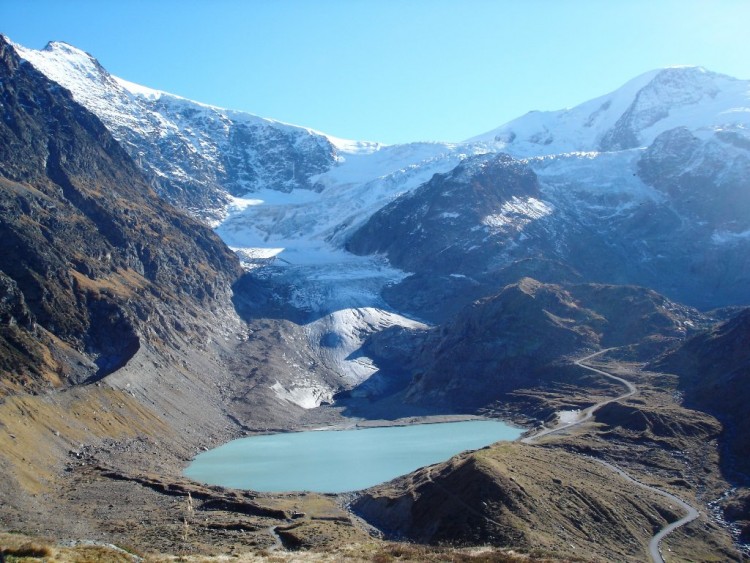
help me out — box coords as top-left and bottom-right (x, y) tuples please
(15, 40), (317, 137)
(113, 75), (166, 99)
(469, 66), (750, 156)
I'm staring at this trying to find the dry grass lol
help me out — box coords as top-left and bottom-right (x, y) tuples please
(1, 541), (53, 558)
(0, 533), (141, 562)
(0, 530), (557, 563)
(0, 385), (168, 494)
(69, 268), (149, 299)
(135, 542), (555, 562)
(366, 543), (536, 562)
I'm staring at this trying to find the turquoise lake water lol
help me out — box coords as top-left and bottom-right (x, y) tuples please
(184, 420), (521, 493)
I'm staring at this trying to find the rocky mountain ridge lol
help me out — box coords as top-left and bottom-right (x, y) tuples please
(0, 36), (241, 394)
(14, 40), (340, 221)
(350, 133), (750, 316)
(17, 38), (750, 313)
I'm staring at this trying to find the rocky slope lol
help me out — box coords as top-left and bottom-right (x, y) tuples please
(353, 442), (681, 561)
(402, 278), (602, 410)
(0, 37), (276, 542)
(347, 153), (545, 275)
(350, 134), (750, 319)
(0, 37), (247, 396)
(0, 36), (244, 395)
(651, 309), (750, 544)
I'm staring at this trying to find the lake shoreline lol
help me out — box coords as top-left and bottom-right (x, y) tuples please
(295, 412), (521, 433)
(184, 419), (523, 493)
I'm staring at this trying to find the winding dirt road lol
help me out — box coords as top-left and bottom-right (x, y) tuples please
(521, 349), (699, 563)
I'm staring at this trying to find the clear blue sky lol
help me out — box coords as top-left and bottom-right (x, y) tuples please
(3, 0), (749, 144)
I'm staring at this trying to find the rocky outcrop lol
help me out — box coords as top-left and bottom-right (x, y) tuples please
(594, 402), (721, 442)
(566, 283), (702, 346)
(402, 278), (600, 409)
(347, 153), (546, 276)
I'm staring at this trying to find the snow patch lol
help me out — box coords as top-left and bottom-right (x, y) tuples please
(113, 76), (165, 99)
(231, 247), (284, 271)
(482, 197), (553, 230)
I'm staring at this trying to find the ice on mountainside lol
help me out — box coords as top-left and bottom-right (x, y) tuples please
(266, 307), (427, 409)
(712, 229), (750, 245)
(305, 307), (427, 385)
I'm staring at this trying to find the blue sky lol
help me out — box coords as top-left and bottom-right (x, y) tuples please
(3, 0), (749, 144)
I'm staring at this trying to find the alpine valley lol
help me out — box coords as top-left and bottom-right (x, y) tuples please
(1, 35), (749, 562)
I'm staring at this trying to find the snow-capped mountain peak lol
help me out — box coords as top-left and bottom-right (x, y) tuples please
(13, 38), (344, 219)
(14, 39), (142, 131)
(469, 65), (750, 157)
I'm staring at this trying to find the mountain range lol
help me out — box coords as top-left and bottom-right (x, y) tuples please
(1, 35), (749, 560)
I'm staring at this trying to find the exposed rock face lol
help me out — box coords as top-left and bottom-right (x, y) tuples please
(0, 37), (241, 394)
(636, 127), (750, 305)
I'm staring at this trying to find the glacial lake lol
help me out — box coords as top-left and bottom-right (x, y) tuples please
(184, 420), (522, 493)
